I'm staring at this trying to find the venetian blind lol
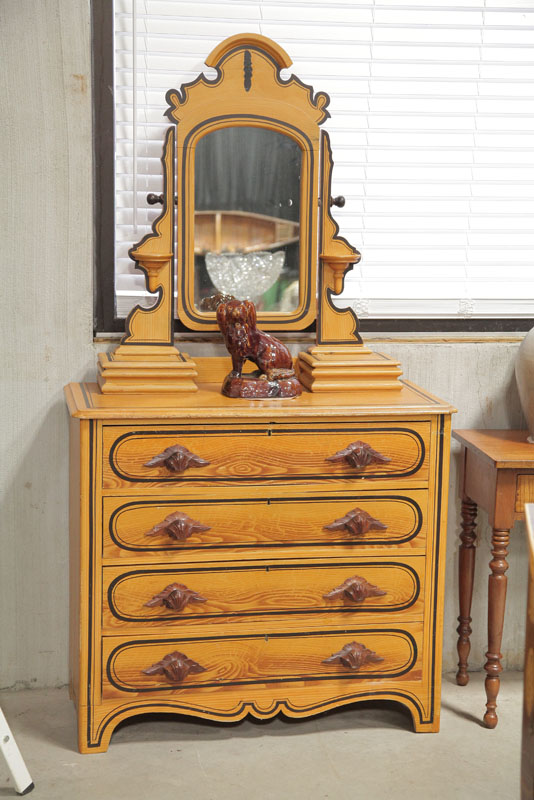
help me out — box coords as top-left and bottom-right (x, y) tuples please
(114, 0), (534, 320)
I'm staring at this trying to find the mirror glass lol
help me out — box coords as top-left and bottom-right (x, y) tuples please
(193, 126), (301, 312)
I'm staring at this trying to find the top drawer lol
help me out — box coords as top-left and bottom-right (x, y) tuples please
(102, 421), (431, 491)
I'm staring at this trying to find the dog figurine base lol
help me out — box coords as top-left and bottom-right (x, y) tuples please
(216, 299), (302, 399)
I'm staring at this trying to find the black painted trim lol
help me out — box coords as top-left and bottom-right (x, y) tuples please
(107, 425), (426, 484)
(106, 493), (423, 553)
(106, 628), (418, 693)
(430, 413), (445, 721)
(106, 561), (420, 623)
(165, 44), (330, 126)
(92, 0), (116, 334)
(91, 688), (429, 748)
(87, 421), (94, 746)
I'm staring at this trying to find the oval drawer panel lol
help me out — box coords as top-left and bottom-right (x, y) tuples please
(102, 559), (424, 630)
(102, 626), (421, 698)
(102, 492), (428, 558)
(102, 422), (430, 490)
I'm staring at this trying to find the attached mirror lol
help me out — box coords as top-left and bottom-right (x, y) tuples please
(193, 126), (301, 313)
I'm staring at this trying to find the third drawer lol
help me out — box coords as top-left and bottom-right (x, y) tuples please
(102, 556), (425, 632)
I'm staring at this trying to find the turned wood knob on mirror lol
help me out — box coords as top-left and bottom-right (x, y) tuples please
(146, 192), (178, 206)
(324, 575), (386, 604)
(142, 651), (206, 683)
(323, 641), (383, 671)
(145, 511), (211, 542)
(324, 508), (387, 537)
(145, 582), (207, 612)
(144, 444), (210, 473)
(326, 440), (391, 470)
(330, 195), (345, 208)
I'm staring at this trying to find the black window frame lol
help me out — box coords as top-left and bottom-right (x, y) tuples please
(92, 0), (533, 336)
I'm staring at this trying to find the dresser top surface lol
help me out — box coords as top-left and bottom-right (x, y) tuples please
(65, 379), (454, 420)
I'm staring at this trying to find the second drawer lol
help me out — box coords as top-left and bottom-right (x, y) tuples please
(103, 491), (428, 559)
(102, 557), (424, 631)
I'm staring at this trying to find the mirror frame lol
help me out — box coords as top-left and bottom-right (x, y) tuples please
(165, 33), (330, 331)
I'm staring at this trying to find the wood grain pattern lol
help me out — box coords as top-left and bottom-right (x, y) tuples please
(102, 422), (430, 489)
(102, 559), (424, 631)
(102, 492), (428, 558)
(102, 626), (421, 698)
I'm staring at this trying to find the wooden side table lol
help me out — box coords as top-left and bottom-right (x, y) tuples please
(453, 430), (534, 728)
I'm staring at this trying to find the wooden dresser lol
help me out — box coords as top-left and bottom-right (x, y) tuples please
(65, 363), (453, 753)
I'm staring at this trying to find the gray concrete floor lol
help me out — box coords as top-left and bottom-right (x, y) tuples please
(0, 671), (522, 800)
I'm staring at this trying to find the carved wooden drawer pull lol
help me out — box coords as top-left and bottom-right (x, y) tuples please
(323, 575), (386, 604)
(323, 641), (383, 671)
(145, 511), (211, 542)
(142, 651), (206, 683)
(326, 440), (391, 470)
(145, 582), (207, 612)
(144, 444), (210, 473)
(324, 508), (387, 537)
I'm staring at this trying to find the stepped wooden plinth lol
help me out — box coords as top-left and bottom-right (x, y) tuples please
(97, 346), (198, 393)
(296, 346), (403, 392)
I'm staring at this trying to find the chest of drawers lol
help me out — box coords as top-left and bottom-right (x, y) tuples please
(65, 372), (453, 753)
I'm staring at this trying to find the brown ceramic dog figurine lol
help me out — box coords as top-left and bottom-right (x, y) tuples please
(216, 299), (302, 398)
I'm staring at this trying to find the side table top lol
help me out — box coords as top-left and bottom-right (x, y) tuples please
(453, 429), (534, 468)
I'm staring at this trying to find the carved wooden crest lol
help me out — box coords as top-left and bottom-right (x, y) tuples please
(145, 511), (211, 543)
(323, 641), (383, 671)
(324, 508), (388, 537)
(143, 651), (206, 683)
(324, 576), (387, 604)
(145, 583), (207, 612)
(144, 444), (210, 473)
(164, 33), (330, 333)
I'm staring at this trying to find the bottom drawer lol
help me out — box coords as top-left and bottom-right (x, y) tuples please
(102, 625), (422, 699)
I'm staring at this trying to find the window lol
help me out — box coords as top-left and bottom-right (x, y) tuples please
(94, 0), (534, 333)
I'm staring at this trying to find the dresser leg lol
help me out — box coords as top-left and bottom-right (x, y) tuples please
(456, 497), (478, 686)
(483, 527), (510, 729)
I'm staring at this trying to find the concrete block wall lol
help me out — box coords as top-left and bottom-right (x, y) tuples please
(0, 0), (529, 690)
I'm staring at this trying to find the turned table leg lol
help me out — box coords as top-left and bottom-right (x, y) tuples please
(484, 527), (510, 729)
(456, 497), (478, 686)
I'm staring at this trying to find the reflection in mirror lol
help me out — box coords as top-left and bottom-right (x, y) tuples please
(194, 126), (301, 312)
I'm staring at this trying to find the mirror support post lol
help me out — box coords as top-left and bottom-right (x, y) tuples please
(97, 128), (199, 393)
(296, 133), (403, 392)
